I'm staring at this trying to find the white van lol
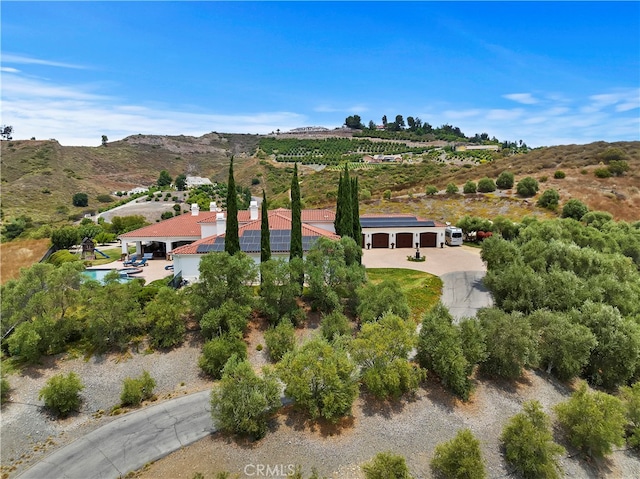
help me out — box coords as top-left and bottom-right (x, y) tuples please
(444, 226), (463, 246)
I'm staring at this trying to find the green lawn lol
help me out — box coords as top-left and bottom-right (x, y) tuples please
(366, 268), (442, 323)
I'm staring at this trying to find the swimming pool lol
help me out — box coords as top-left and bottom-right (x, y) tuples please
(82, 268), (136, 283)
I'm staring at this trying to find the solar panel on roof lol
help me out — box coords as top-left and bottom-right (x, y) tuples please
(360, 217), (436, 228)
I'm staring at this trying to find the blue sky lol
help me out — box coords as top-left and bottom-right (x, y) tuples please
(2, 1), (639, 147)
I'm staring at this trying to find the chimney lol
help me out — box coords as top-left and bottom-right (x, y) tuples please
(250, 200), (258, 220)
(216, 212), (226, 236)
(191, 203), (199, 216)
(209, 201), (217, 212)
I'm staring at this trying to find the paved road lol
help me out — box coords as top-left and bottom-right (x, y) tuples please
(440, 270), (494, 321)
(17, 391), (214, 479)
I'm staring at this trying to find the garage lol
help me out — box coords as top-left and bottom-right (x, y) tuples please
(371, 233), (389, 248)
(420, 232), (438, 247)
(396, 233), (414, 248)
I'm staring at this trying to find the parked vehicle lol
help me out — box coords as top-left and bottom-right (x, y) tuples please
(445, 226), (463, 246)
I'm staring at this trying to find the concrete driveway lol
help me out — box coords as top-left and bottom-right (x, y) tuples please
(362, 245), (493, 321)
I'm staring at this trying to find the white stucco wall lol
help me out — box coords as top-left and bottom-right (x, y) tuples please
(361, 227), (446, 248)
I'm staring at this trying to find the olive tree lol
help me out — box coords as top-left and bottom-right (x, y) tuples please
(431, 429), (486, 479)
(39, 372), (84, 417)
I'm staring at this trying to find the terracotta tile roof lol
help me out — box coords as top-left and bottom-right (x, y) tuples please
(119, 211), (217, 238)
(172, 211), (339, 255)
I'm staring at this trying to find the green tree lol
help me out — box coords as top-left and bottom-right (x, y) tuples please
(555, 382), (626, 458)
(417, 303), (473, 400)
(477, 177), (496, 193)
(72, 192), (89, 207)
(463, 180), (477, 194)
(501, 401), (565, 479)
(264, 319), (295, 362)
(38, 372), (84, 418)
(210, 356), (280, 439)
(145, 287), (186, 349)
(478, 308), (538, 379)
(561, 199), (589, 220)
(175, 174), (187, 191)
(529, 310), (595, 381)
(94, 231), (116, 245)
(157, 170), (172, 188)
(109, 215), (148, 235)
(225, 158), (240, 255)
(425, 185), (438, 195)
(258, 259), (302, 325)
(277, 338), (358, 422)
(445, 183), (459, 194)
(496, 171), (515, 189)
(305, 237), (365, 313)
(356, 280), (410, 324)
(290, 163), (303, 261)
(352, 176), (362, 248)
(345, 115), (364, 129)
(101, 135), (108, 146)
(537, 189), (560, 210)
(120, 370), (156, 407)
(516, 177), (539, 197)
(620, 382), (640, 448)
(190, 252), (257, 319)
(260, 190), (271, 263)
(431, 429), (486, 479)
(363, 452), (413, 479)
(200, 299), (251, 339)
(334, 165), (354, 238)
(320, 310), (351, 342)
(351, 312), (424, 399)
(199, 335), (247, 379)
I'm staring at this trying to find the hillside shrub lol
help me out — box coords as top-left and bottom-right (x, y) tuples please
(477, 177), (496, 193)
(363, 452), (412, 479)
(1, 376), (10, 404)
(264, 319), (295, 362)
(516, 177), (539, 197)
(463, 181), (477, 194)
(554, 170), (566, 179)
(383, 190), (391, 200)
(555, 382), (626, 458)
(537, 189), (560, 210)
(38, 372), (84, 417)
(120, 370), (156, 407)
(620, 382), (640, 448)
(501, 401), (565, 478)
(445, 183), (459, 194)
(199, 335), (247, 379)
(47, 249), (80, 266)
(561, 199), (588, 220)
(425, 185), (438, 195)
(496, 171), (515, 189)
(431, 429), (486, 479)
(96, 194), (114, 203)
(72, 192), (89, 207)
(594, 167), (612, 178)
(608, 160), (630, 176)
(320, 310), (351, 342)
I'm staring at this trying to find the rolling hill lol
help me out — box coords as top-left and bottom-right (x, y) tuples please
(1, 132), (638, 229)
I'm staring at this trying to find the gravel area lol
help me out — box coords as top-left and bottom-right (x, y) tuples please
(1, 332), (211, 478)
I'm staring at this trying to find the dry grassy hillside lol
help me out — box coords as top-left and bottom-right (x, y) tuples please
(2, 135), (638, 227)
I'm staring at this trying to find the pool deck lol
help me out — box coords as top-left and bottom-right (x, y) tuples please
(86, 258), (175, 284)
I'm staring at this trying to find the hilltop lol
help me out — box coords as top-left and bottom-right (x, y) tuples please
(1, 132), (638, 228)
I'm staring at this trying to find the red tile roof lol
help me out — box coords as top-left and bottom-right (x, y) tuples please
(119, 211), (218, 238)
(172, 211), (339, 255)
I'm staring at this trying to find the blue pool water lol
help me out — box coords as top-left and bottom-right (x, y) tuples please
(82, 269), (134, 283)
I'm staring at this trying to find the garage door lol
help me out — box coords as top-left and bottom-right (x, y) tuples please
(396, 233), (413, 248)
(371, 233), (389, 248)
(420, 232), (438, 247)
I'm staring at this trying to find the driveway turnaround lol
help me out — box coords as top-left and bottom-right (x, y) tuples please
(362, 245), (493, 320)
(17, 390), (214, 479)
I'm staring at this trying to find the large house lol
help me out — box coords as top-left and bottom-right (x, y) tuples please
(118, 202), (446, 282)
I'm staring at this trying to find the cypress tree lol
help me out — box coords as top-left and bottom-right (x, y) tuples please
(334, 170), (344, 235)
(337, 165), (353, 239)
(351, 176), (362, 246)
(290, 163), (303, 260)
(260, 190), (271, 263)
(225, 157), (240, 255)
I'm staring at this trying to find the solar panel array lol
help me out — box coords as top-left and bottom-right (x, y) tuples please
(194, 230), (321, 254)
(360, 217), (436, 228)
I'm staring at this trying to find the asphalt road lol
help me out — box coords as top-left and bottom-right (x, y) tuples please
(16, 391), (214, 479)
(440, 270), (494, 321)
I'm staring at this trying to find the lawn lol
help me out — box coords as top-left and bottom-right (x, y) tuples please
(365, 268), (442, 323)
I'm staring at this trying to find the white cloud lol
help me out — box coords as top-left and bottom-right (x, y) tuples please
(1, 67), (21, 73)
(503, 93), (539, 105)
(314, 104), (369, 114)
(3, 53), (87, 70)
